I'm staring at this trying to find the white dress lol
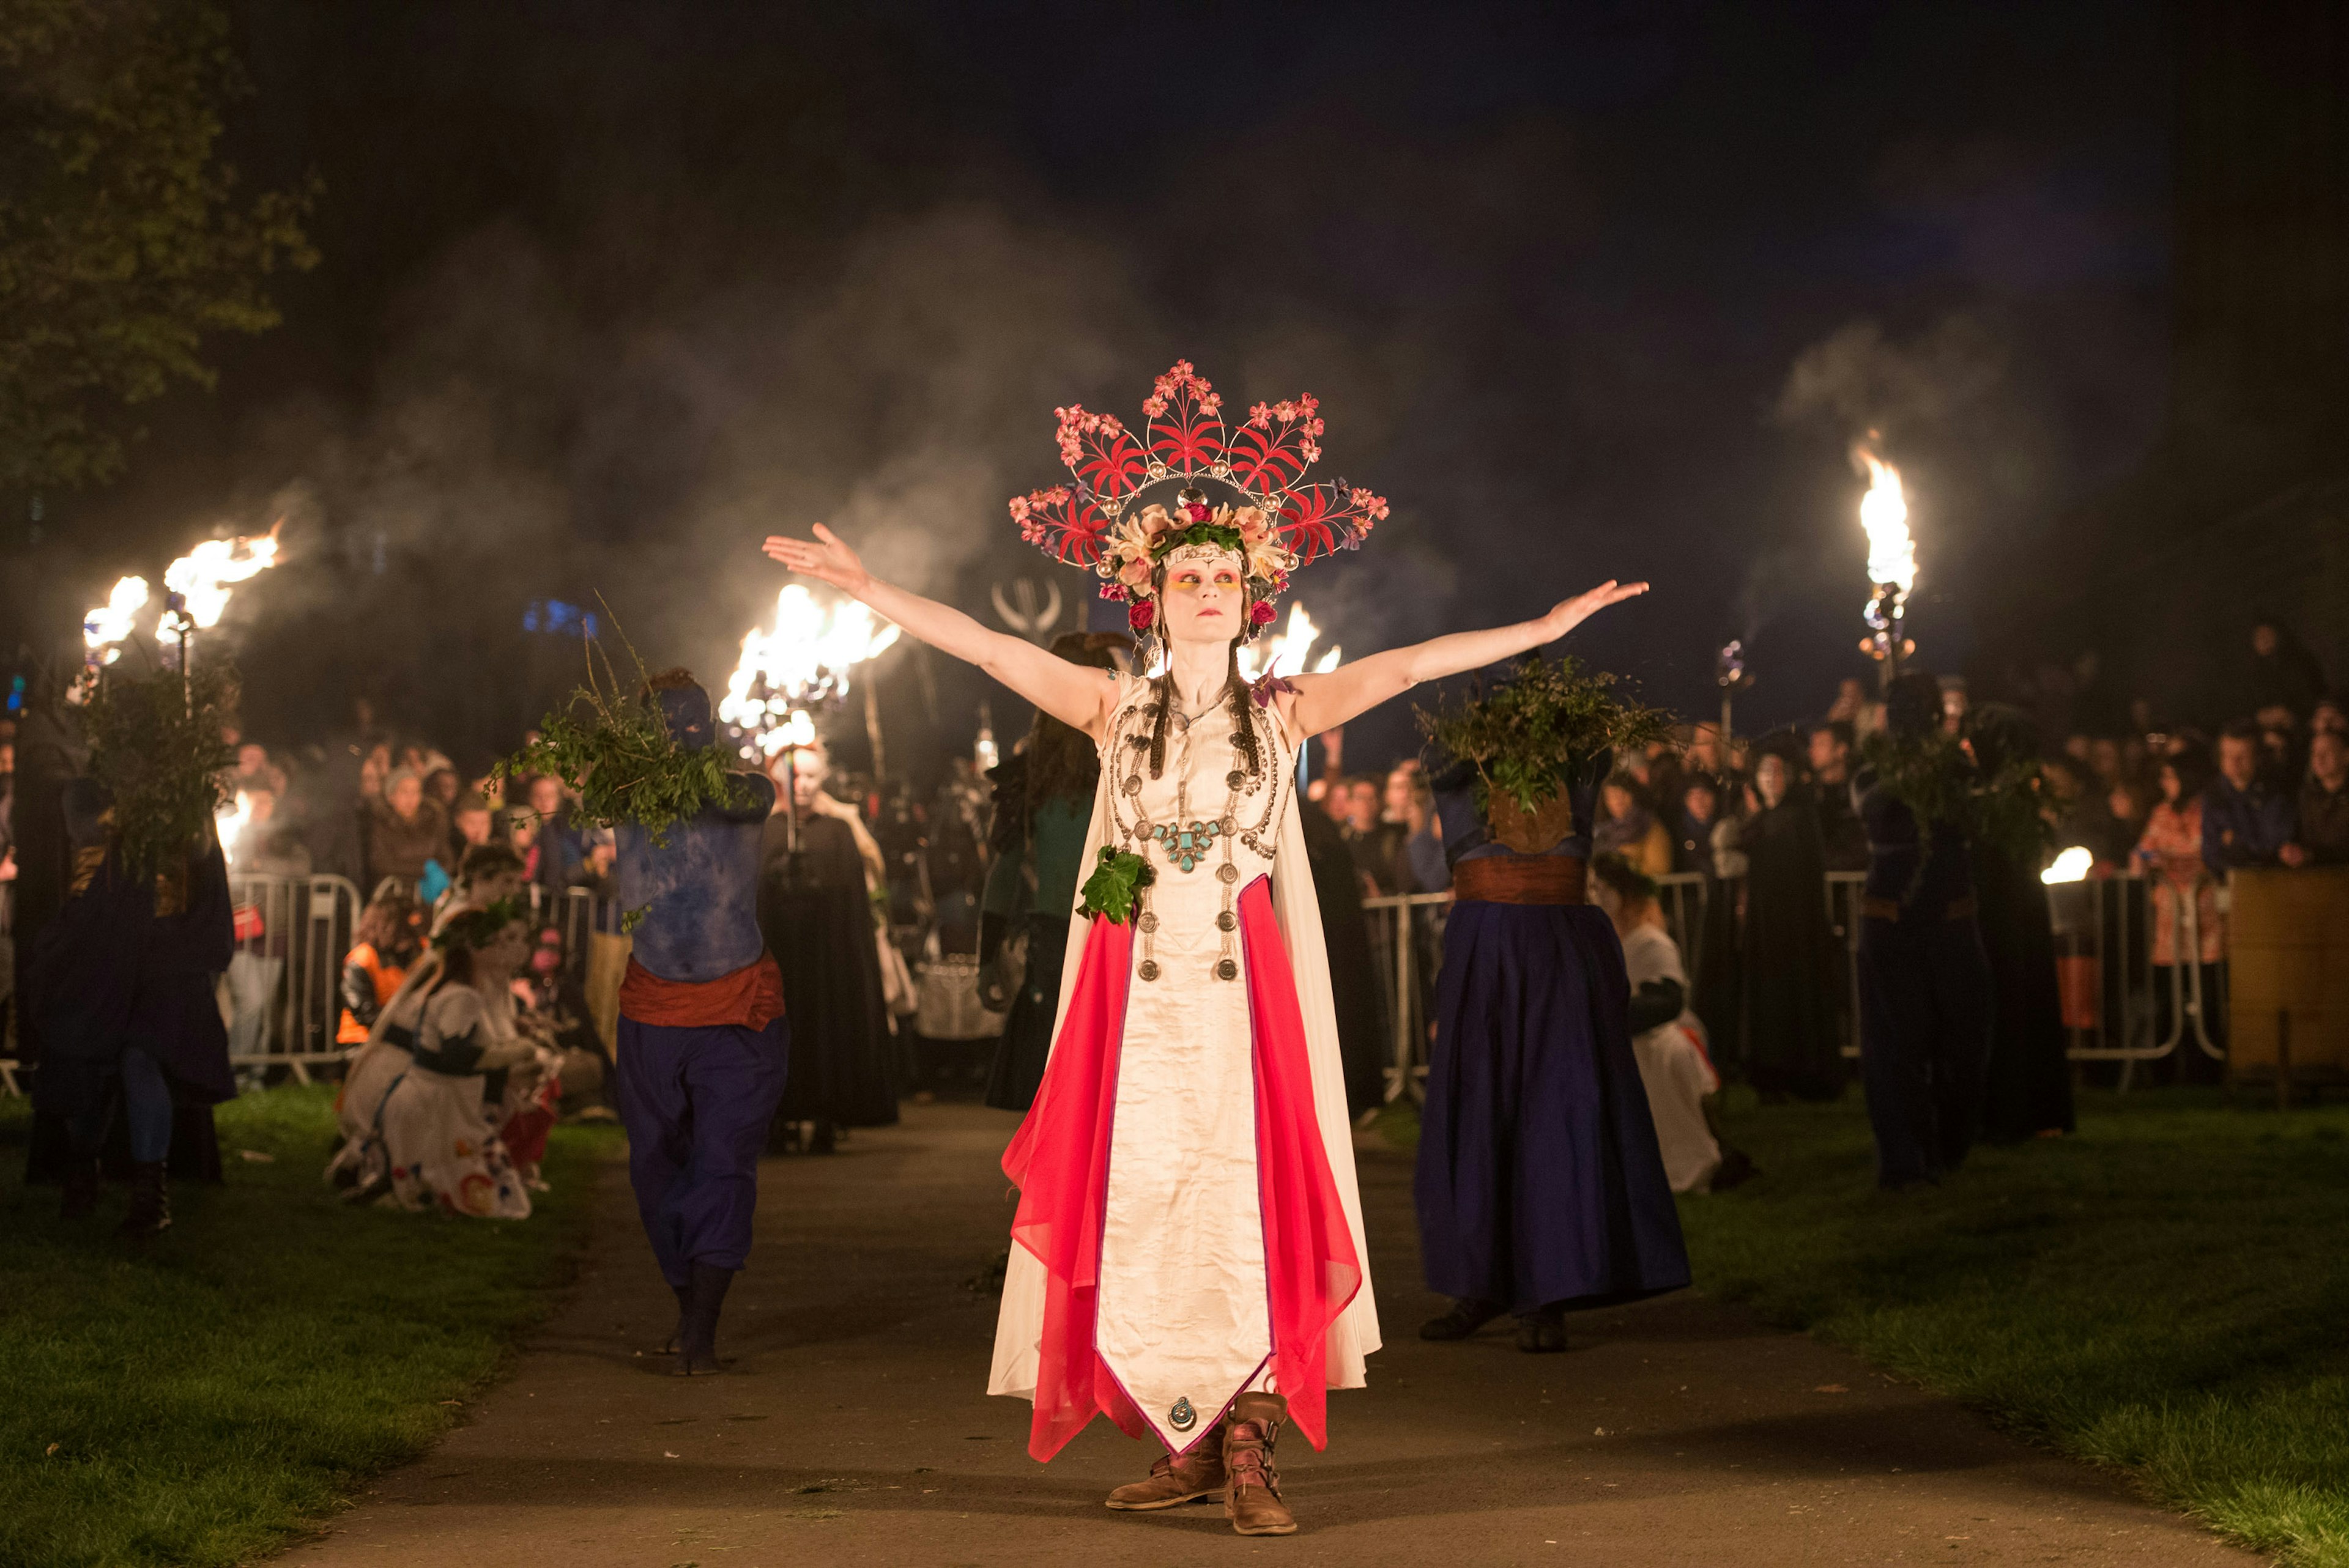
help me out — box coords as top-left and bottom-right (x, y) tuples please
(376, 984), (533, 1219)
(989, 675), (1381, 1446)
(1619, 922), (1723, 1194)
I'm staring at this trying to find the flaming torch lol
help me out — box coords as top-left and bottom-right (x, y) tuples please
(718, 585), (901, 764)
(1238, 602), (1342, 683)
(1856, 448), (1916, 687)
(215, 790), (256, 871)
(83, 576), (152, 669)
(157, 524), (284, 673)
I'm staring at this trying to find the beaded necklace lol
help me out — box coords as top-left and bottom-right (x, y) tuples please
(1106, 684), (1288, 984)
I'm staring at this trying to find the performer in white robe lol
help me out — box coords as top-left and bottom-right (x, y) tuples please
(1594, 855), (1750, 1194)
(765, 359), (1647, 1536)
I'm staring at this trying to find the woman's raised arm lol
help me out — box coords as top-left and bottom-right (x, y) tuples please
(1284, 580), (1649, 739)
(763, 525), (1118, 738)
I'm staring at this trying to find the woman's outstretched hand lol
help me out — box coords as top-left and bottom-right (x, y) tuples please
(762, 523), (871, 596)
(1534, 579), (1649, 643)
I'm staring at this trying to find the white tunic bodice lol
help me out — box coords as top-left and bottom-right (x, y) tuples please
(1094, 684), (1287, 1448)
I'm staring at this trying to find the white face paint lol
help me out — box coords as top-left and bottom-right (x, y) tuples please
(1756, 755), (1789, 809)
(1157, 548), (1246, 651)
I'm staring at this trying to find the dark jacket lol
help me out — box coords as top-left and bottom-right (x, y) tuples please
(2298, 776), (2349, 865)
(366, 797), (451, 888)
(2201, 777), (2296, 871)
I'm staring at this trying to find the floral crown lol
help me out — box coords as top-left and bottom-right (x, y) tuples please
(432, 896), (528, 953)
(1008, 360), (1388, 635)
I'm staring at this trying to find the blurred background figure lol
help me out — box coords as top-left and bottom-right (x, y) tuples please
(978, 632), (1129, 1114)
(1732, 736), (1844, 1102)
(759, 742), (896, 1153)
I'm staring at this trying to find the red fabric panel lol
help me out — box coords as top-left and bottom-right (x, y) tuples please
(1237, 876), (1362, 1452)
(1003, 914), (1146, 1462)
(1004, 879), (1362, 1463)
(618, 953), (785, 1032)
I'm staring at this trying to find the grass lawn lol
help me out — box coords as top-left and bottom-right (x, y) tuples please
(0, 1084), (621, 1568)
(1379, 1086), (2349, 1563)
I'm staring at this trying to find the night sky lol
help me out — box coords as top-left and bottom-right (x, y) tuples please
(65, 1), (2174, 779)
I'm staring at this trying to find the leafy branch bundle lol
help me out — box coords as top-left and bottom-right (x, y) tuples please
(1415, 653), (1673, 816)
(492, 623), (748, 845)
(84, 657), (238, 879)
(1859, 728), (2055, 871)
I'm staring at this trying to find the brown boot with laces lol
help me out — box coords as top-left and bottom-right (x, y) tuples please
(1105, 1425), (1226, 1509)
(1222, 1391), (1297, 1536)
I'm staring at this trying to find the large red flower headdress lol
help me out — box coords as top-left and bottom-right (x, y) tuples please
(1008, 361), (1388, 636)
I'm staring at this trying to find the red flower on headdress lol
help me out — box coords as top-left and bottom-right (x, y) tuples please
(1127, 600), (1156, 632)
(1182, 500), (1212, 523)
(1249, 599), (1277, 626)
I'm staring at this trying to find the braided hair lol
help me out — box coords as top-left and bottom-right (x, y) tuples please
(1140, 564), (1267, 783)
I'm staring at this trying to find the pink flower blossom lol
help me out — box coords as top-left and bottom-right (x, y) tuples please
(1117, 556), (1152, 589)
(1183, 500), (1211, 523)
(1099, 582), (1129, 602)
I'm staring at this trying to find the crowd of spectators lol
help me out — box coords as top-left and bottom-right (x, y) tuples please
(1291, 616), (2346, 1098)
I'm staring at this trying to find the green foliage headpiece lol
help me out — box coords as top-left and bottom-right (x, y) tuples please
(1415, 653), (1672, 816)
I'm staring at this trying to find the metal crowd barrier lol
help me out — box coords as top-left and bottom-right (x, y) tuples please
(2046, 872), (2225, 1074)
(225, 873), (365, 1078)
(219, 876), (620, 1081)
(1360, 867), (2227, 1104)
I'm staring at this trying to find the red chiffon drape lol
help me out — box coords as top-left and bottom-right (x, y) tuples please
(1001, 876), (1360, 1463)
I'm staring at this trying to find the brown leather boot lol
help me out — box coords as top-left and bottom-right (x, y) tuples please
(1104, 1427), (1226, 1510)
(1223, 1392), (1297, 1536)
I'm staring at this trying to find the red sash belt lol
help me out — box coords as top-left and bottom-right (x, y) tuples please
(618, 953), (786, 1030)
(1452, 852), (1588, 906)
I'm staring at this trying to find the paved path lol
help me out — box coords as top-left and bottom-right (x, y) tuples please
(278, 1104), (2247, 1567)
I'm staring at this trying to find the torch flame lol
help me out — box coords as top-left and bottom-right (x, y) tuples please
(1239, 602), (1342, 682)
(1857, 452), (1915, 592)
(719, 586), (900, 756)
(2040, 845), (2094, 885)
(84, 575), (152, 661)
(216, 790), (256, 869)
(160, 523), (284, 635)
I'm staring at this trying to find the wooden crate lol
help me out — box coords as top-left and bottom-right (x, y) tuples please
(2227, 867), (2349, 1083)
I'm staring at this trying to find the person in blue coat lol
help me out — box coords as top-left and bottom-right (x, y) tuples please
(1414, 750), (1690, 1354)
(28, 778), (237, 1233)
(1852, 673), (1994, 1189)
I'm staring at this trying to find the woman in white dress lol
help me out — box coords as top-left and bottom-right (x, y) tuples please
(366, 901), (542, 1218)
(765, 362), (1645, 1535)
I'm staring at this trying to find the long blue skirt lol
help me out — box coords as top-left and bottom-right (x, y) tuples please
(1414, 901), (1691, 1314)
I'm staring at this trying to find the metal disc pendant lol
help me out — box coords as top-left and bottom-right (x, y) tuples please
(1217, 864), (1239, 884)
(1219, 815), (1236, 834)
(1169, 1397), (1197, 1432)
(1138, 959), (1160, 982)
(1226, 770), (1245, 790)
(1123, 775), (1142, 794)
(1216, 911), (1236, 931)
(1139, 911), (1159, 933)
(1215, 958), (1239, 982)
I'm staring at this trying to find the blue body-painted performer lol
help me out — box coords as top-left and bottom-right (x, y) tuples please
(612, 671), (790, 1376)
(1415, 755), (1690, 1353)
(1852, 672), (1994, 1189)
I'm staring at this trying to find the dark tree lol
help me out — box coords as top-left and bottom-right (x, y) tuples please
(0, 0), (315, 492)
